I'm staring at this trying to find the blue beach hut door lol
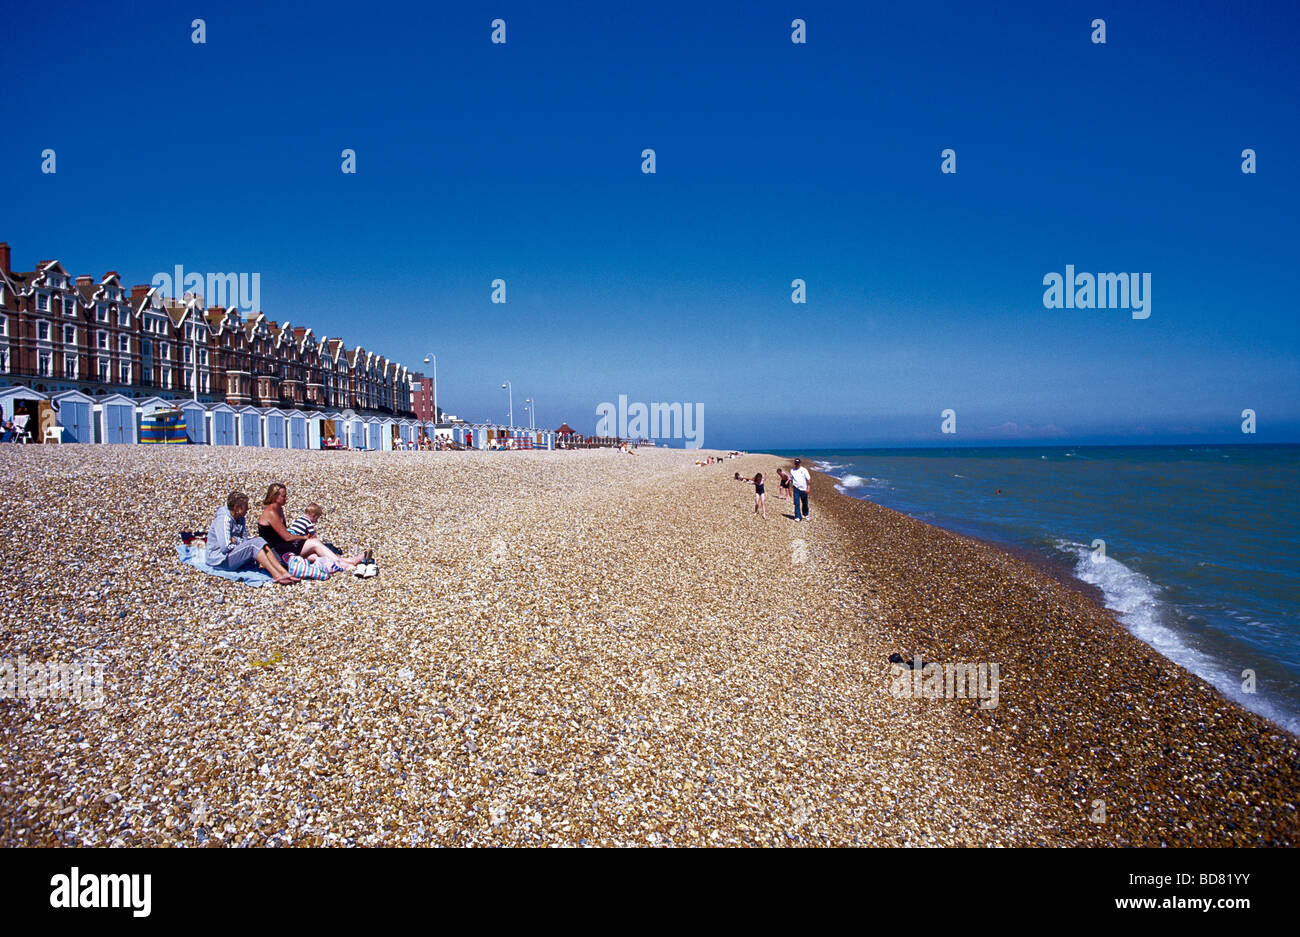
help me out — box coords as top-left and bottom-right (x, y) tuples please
(64, 401), (93, 442)
(105, 403), (134, 443)
(241, 412), (261, 446)
(212, 411), (235, 446)
(265, 416), (286, 449)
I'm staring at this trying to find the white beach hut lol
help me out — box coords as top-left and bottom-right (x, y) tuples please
(263, 407), (288, 449)
(50, 389), (95, 443)
(237, 405), (263, 447)
(209, 402), (237, 446)
(380, 417), (398, 451)
(316, 409), (343, 449)
(367, 416), (383, 452)
(0, 385), (48, 443)
(180, 400), (208, 444)
(95, 393), (138, 444)
(287, 410), (309, 450)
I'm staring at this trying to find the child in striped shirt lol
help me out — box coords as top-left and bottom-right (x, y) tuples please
(289, 503), (324, 540)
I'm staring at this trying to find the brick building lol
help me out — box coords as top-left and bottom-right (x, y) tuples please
(0, 241), (415, 416)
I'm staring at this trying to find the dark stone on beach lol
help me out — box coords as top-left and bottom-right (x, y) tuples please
(116, 609), (127, 619)
(532, 767), (547, 776)
(888, 653), (904, 664)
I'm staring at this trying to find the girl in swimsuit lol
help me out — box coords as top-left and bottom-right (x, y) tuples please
(752, 472), (766, 519)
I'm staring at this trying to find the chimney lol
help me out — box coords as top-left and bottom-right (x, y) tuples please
(131, 284), (151, 301)
(76, 275), (94, 287)
(0, 243), (9, 275)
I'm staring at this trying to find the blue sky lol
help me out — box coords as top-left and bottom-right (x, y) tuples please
(5, 0), (1297, 448)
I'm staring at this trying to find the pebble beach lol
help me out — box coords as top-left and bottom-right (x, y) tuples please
(0, 446), (1295, 847)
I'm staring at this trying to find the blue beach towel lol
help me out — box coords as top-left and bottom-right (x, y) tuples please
(175, 543), (273, 586)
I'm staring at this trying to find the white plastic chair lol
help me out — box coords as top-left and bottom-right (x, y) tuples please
(43, 425), (63, 444)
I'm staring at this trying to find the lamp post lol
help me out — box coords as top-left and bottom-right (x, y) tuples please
(525, 397), (535, 430)
(501, 381), (512, 428)
(189, 305), (197, 400)
(422, 354), (437, 424)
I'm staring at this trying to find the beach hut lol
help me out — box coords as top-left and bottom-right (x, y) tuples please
(381, 417), (398, 451)
(95, 393), (138, 444)
(315, 410), (342, 449)
(50, 390), (94, 443)
(367, 417), (383, 452)
(0, 385), (48, 443)
(209, 402), (237, 446)
(237, 406), (263, 447)
(180, 400), (208, 444)
(349, 416), (367, 450)
(135, 397), (178, 444)
(263, 407), (288, 449)
(287, 410), (309, 450)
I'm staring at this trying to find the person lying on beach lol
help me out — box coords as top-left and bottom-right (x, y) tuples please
(205, 491), (299, 584)
(751, 472), (767, 519)
(257, 483), (367, 575)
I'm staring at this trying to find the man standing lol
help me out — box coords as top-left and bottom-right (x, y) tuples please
(790, 458), (811, 521)
(206, 491), (299, 584)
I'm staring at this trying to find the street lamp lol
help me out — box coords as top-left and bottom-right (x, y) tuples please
(501, 381), (512, 428)
(524, 397), (535, 430)
(422, 354), (437, 424)
(190, 306), (199, 402)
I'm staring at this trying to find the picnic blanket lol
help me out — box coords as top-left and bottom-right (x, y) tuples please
(175, 542), (272, 586)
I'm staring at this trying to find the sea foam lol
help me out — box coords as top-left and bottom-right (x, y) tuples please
(1055, 540), (1298, 734)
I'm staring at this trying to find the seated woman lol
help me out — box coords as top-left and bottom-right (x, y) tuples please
(256, 482), (366, 573)
(206, 491), (299, 584)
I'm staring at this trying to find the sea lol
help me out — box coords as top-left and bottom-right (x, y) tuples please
(771, 445), (1300, 735)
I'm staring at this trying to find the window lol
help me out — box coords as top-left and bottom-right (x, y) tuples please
(97, 331), (108, 350)
(159, 342), (169, 359)
(120, 363), (131, 384)
(64, 356), (77, 379)
(37, 321), (50, 342)
(64, 296), (77, 316)
(98, 359), (109, 383)
(97, 304), (108, 322)
(0, 348), (7, 372)
(63, 325), (76, 344)
(38, 351), (52, 376)
(200, 349), (209, 365)
(0, 317), (6, 337)
(118, 309), (129, 327)
(183, 345), (192, 363)
(118, 334), (129, 353)
(161, 368), (171, 390)
(202, 374), (210, 394)
(37, 293), (50, 311)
